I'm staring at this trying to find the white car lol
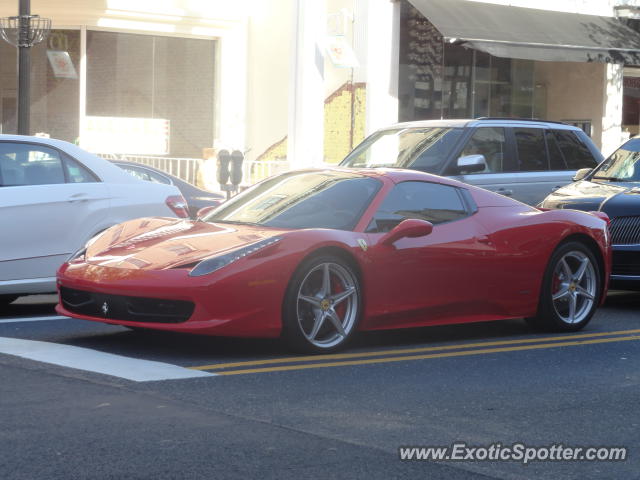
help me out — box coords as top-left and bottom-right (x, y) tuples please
(0, 135), (188, 306)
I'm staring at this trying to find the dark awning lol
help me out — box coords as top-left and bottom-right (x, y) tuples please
(408, 0), (640, 63)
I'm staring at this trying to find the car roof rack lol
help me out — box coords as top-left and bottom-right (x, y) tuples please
(475, 117), (568, 125)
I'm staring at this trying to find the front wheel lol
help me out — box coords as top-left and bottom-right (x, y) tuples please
(527, 242), (601, 332)
(282, 255), (361, 353)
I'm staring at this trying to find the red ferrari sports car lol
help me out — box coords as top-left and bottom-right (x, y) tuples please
(56, 168), (611, 352)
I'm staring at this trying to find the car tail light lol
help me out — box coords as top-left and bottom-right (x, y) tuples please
(166, 195), (189, 218)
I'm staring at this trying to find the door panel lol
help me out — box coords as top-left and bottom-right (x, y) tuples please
(472, 206), (551, 318)
(362, 215), (497, 330)
(0, 183), (109, 280)
(456, 171), (575, 206)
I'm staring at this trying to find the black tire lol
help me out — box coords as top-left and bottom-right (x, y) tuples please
(282, 254), (361, 353)
(526, 241), (601, 332)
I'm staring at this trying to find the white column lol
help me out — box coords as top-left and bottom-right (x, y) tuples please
(601, 63), (624, 157)
(218, 21), (248, 151)
(364, 0), (400, 135)
(287, 0), (326, 168)
(78, 26), (87, 148)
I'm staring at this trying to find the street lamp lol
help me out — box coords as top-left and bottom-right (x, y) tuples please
(0, 0), (51, 135)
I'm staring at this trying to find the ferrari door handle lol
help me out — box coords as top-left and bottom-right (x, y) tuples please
(495, 188), (513, 196)
(476, 235), (492, 244)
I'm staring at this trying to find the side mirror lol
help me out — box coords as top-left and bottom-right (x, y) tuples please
(572, 168), (592, 182)
(197, 205), (219, 219)
(457, 154), (487, 173)
(381, 219), (433, 246)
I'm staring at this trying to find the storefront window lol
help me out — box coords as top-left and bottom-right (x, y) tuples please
(399, 1), (535, 121)
(86, 31), (215, 157)
(0, 29), (79, 141)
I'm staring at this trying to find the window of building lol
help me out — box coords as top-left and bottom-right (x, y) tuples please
(0, 30), (80, 141)
(398, 1), (540, 122)
(86, 31), (216, 158)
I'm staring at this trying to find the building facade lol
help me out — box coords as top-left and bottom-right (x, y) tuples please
(1, 0), (640, 170)
(0, 0), (248, 159)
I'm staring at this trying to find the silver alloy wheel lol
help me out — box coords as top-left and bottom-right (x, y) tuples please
(551, 250), (597, 324)
(296, 262), (359, 349)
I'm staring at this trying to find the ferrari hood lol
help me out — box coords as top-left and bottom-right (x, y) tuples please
(85, 217), (285, 270)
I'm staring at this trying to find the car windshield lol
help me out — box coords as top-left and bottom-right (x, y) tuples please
(592, 138), (640, 182)
(340, 127), (463, 172)
(202, 170), (381, 230)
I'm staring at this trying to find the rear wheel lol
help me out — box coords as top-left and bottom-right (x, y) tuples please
(527, 242), (600, 331)
(282, 255), (361, 353)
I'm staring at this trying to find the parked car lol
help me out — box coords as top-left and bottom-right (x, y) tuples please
(340, 118), (603, 205)
(540, 136), (640, 290)
(57, 168), (609, 352)
(0, 135), (189, 306)
(112, 160), (224, 219)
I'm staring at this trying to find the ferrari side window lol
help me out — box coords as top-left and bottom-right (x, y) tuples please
(367, 181), (468, 233)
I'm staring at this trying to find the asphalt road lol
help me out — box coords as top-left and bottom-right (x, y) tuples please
(1, 292), (639, 479)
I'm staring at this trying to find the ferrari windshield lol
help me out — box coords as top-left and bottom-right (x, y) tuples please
(202, 170), (381, 230)
(340, 127), (463, 172)
(592, 138), (640, 182)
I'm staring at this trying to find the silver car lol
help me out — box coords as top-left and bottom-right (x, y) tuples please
(0, 135), (188, 307)
(340, 118), (603, 205)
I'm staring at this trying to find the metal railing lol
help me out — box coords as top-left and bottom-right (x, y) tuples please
(98, 153), (291, 188)
(98, 153), (203, 186)
(242, 159), (291, 185)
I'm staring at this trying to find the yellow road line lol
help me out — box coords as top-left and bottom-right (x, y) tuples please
(190, 328), (640, 371)
(212, 335), (640, 376)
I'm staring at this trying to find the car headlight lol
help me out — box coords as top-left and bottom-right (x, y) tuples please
(189, 237), (282, 277)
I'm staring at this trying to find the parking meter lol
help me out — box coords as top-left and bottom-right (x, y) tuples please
(230, 150), (244, 186)
(216, 150), (231, 185)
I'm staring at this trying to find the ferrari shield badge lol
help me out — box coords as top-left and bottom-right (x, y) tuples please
(357, 238), (368, 252)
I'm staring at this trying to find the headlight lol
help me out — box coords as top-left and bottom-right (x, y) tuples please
(189, 237), (282, 277)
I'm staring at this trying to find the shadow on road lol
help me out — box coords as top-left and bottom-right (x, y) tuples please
(0, 295), (58, 318)
(3, 291), (638, 365)
(604, 290), (640, 308)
